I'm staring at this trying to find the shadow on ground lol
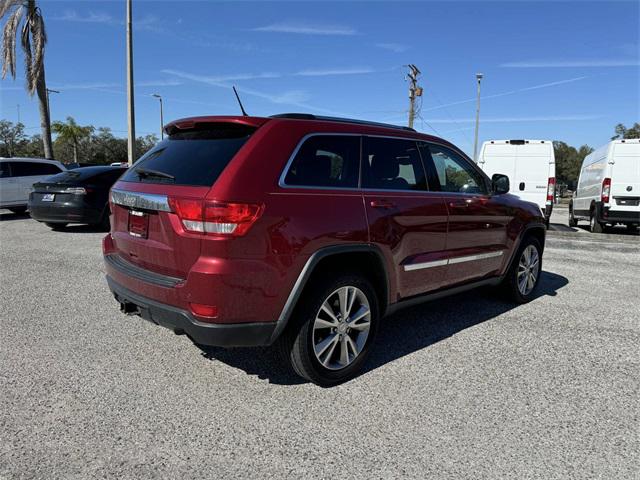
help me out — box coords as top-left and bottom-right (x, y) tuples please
(0, 210), (30, 222)
(197, 271), (569, 386)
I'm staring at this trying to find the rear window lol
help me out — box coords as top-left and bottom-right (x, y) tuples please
(9, 161), (62, 176)
(121, 124), (255, 186)
(45, 167), (124, 184)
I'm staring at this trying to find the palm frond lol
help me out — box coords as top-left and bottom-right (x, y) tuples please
(0, 0), (23, 20)
(1, 4), (23, 79)
(21, 15), (32, 92)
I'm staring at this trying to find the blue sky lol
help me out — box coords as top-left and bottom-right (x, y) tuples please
(1, 0), (638, 155)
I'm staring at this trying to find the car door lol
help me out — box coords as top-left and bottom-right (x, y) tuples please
(420, 142), (511, 286)
(0, 161), (17, 205)
(362, 136), (449, 298)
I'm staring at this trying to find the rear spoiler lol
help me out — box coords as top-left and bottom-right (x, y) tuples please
(164, 116), (269, 136)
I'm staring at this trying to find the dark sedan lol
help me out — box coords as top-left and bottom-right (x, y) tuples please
(29, 166), (126, 230)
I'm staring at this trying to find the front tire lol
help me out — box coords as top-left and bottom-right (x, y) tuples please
(568, 205), (578, 227)
(278, 274), (379, 387)
(503, 236), (543, 303)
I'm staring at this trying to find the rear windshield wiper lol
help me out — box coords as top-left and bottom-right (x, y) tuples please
(135, 168), (175, 181)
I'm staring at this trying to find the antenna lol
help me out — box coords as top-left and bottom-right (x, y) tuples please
(232, 86), (248, 116)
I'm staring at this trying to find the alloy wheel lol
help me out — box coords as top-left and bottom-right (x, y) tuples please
(517, 245), (540, 296)
(312, 286), (371, 370)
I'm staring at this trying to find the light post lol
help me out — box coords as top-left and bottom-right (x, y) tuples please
(152, 94), (164, 140)
(473, 73), (483, 163)
(45, 88), (60, 120)
(126, 0), (136, 165)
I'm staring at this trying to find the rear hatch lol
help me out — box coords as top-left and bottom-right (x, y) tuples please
(109, 121), (258, 279)
(610, 142), (640, 209)
(513, 142), (554, 210)
(31, 169), (93, 204)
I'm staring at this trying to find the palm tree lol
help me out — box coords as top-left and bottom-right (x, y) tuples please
(1, 0), (53, 159)
(52, 116), (94, 163)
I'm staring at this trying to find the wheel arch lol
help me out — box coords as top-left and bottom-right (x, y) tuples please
(269, 244), (390, 344)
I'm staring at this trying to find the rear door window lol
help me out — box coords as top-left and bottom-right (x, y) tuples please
(8, 162), (61, 176)
(362, 137), (427, 191)
(0, 162), (10, 178)
(283, 135), (360, 188)
(121, 124), (255, 186)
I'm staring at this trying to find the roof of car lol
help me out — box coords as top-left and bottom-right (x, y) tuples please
(163, 113), (456, 150)
(0, 157), (63, 164)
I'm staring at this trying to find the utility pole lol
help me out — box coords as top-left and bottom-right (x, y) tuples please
(473, 73), (483, 163)
(126, 0), (136, 165)
(406, 64), (422, 129)
(45, 88), (60, 121)
(152, 94), (164, 140)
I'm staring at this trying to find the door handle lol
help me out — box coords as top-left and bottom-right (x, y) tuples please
(448, 199), (472, 208)
(370, 200), (396, 209)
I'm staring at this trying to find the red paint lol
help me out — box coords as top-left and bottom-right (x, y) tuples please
(104, 115), (544, 326)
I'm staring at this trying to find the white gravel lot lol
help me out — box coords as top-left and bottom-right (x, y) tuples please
(1, 211), (638, 479)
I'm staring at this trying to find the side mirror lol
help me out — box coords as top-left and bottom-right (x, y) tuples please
(491, 174), (510, 195)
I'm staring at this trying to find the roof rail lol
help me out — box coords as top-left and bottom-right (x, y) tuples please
(270, 113), (416, 132)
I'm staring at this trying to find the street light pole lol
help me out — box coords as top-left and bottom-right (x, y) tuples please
(152, 94), (164, 140)
(45, 88), (60, 121)
(126, 0), (136, 165)
(473, 73), (483, 163)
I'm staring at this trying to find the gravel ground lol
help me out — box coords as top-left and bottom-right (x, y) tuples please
(1, 212), (639, 479)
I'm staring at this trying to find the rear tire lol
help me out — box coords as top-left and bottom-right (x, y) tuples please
(590, 212), (603, 233)
(502, 236), (543, 304)
(278, 273), (379, 387)
(8, 207), (27, 214)
(627, 224), (639, 233)
(45, 222), (67, 231)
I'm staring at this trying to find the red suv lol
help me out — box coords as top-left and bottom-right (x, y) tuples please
(103, 114), (546, 386)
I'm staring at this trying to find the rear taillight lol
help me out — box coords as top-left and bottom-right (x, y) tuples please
(546, 177), (555, 202)
(64, 187), (89, 195)
(189, 303), (218, 320)
(168, 197), (263, 236)
(601, 178), (611, 203)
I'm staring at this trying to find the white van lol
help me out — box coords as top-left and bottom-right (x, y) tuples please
(570, 139), (640, 232)
(478, 140), (556, 224)
(0, 158), (67, 213)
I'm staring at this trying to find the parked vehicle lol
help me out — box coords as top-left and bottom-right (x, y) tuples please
(0, 157), (66, 213)
(478, 140), (556, 225)
(29, 166), (126, 230)
(570, 139), (640, 232)
(103, 114), (546, 386)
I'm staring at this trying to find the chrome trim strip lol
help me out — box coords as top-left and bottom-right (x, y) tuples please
(110, 189), (171, 212)
(403, 259), (448, 271)
(448, 250), (503, 264)
(404, 250), (503, 271)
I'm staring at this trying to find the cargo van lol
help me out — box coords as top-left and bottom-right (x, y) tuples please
(478, 140), (555, 224)
(570, 139), (640, 232)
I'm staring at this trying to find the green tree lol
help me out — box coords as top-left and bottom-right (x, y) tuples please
(553, 141), (593, 187)
(1, 0), (54, 159)
(51, 116), (94, 163)
(0, 119), (25, 156)
(612, 122), (640, 140)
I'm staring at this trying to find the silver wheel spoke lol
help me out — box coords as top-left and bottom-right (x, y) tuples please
(349, 305), (370, 324)
(315, 318), (336, 329)
(321, 336), (339, 367)
(346, 287), (357, 316)
(315, 334), (338, 357)
(340, 336), (350, 366)
(338, 288), (348, 319)
(320, 302), (339, 324)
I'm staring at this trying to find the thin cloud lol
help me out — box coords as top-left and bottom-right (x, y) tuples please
(53, 11), (116, 25)
(252, 22), (357, 36)
(501, 59), (640, 68)
(423, 76), (589, 112)
(137, 79), (183, 87)
(295, 67), (375, 77)
(375, 43), (409, 53)
(425, 114), (602, 124)
(161, 69), (347, 116)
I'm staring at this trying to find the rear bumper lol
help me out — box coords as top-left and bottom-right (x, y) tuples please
(602, 209), (640, 224)
(106, 276), (277, 347)
(28, 199), (103, 224)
